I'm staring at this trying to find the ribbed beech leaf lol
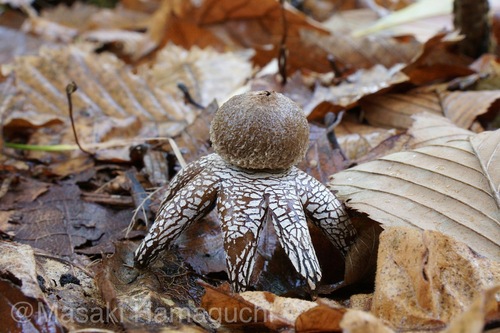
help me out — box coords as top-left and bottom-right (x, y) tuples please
(362, 90), (500, 129)
(329, 116), (500, 261)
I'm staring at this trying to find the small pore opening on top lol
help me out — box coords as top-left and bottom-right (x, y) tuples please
(260, 90), (272, 96)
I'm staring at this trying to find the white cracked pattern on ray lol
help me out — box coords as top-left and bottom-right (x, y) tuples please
(134, 153), (356, 292)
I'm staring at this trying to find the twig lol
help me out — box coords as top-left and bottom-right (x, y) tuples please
(66, 82), (94, 156)
(168, 137), (187, 169)
(325, 111), (348, 161)
(177, 83), (205, 109)
(278, 0), (289, 85)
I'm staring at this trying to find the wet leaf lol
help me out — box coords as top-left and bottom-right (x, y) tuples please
(2, 182), (133, 256)
(371, 227), (500, 331)
(330, 119), (500, 261)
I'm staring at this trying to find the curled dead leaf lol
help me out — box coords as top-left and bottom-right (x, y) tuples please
(371, 227), (500, 331)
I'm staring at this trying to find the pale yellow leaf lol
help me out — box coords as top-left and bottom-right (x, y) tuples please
(352, 0), (452, 37)
(329, 120), (500, 260)
(371, 227), (500, 331)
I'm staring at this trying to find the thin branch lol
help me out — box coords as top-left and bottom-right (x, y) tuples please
(177, 83), (205, 109)
(66, 82), (94, 156)
(278, 0), (289, 85)
(325, 111), (348, 161)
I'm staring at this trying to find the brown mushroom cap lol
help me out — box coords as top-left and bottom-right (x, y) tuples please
(210, 90), (309, 171)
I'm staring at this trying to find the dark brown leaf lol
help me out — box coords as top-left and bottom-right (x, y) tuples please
(402, 32), (475, 85)
(2, 183), (133, 256)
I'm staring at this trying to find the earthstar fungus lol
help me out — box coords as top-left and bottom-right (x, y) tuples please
(134, 91), (357, 292)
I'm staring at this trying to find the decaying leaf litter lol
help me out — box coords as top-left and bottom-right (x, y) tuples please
(0, 0), (499, 332)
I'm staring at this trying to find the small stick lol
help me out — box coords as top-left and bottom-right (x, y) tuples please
(177, 83), (205, 109)
(66, 82), (94, 156)
(278, 0), (289, 85)
(325, 111), (348, 161)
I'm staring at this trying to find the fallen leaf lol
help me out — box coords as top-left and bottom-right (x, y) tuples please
(361, 90), (500, 129)
(335, 120), (402, 161)
(295, 305), (345, 332)
(304, 64), (409, 117)
(298, 122), (347, 184)
(361, 91), (442, 129)
(138, 43), (254, 107)
(329, 118), (500, 261)
(471, 129), (500, 208)
(0, 241), (44, 299)
(371, 227), (500, 331)
(200, 282), (292, 331)
(2, 182), (133, 256)
(1, 44), (249, 161)
(408, 112), (474, 148)
(340, 309), (395, 333)
(352, 0), (452, 38)
(302, 29), (421, 70)
(443, 285), (500, 333)
(402, 32), (475, 85)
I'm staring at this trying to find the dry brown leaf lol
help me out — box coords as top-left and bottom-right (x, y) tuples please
(2, 44), (196, 153)
(362, 90), (500, 129)
(340, 309), (395, 333)
(200, 282), (293, 331)
(301, 30), (421, 70)
(298, 123), (347, 184)
(371, 227), (500, 331)
(471, 130), (500, 208)
(336, 120), (401, 161)
(295, 305), (345, 332)
(402, 32), (475, 85)
(443, 285), (500, 333)
(0, 242), (66, 332)
(361, 91), (442, 129)
(2, 44), (251, 161)
(303, 64), (409, 117)
(408, 112), (474, 148)
(138, 44), (254, 107)
(329, 118), (500, 261)
(0, 241), (43, 299)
